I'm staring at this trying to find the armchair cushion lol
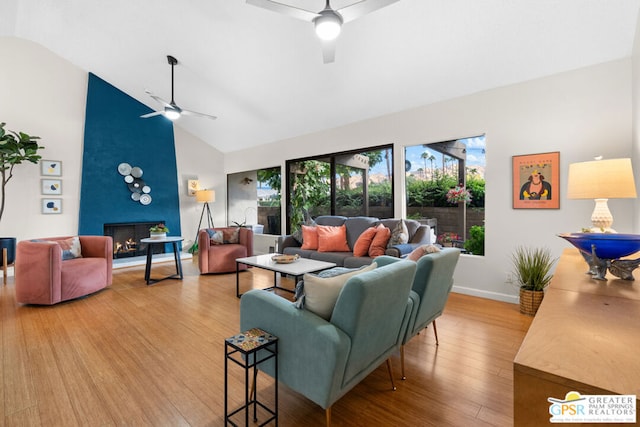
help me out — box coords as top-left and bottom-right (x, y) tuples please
(32, 236), (83, 260)
(406, 244), (441, 261)
(207, 227), (239, 244)
(60, 236), (83, 260)
(296, 262), (377, 320)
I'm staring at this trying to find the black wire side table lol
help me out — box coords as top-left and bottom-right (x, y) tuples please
(225, 328), (278, 426)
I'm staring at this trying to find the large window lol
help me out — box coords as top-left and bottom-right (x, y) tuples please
(405, 136), (485, 254)
(286, 145), (393, 233)
(227, 167), (281, 234)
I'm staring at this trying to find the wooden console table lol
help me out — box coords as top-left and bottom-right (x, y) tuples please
(514, 249), (640, 426)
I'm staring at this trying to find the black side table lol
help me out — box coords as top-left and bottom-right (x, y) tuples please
(225, 328), (278, 426)
(140, 237), (184, 285)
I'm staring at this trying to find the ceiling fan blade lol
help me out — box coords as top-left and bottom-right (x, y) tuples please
(140, 111), (165, 119)
(322, 39), (337, 64)
(145, 90), (172, 108)
(338, 0), (400, 23)
(246, 0), (319, 22)
(181, 109), (218, 120)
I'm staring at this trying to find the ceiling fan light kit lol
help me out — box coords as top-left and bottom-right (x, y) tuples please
(246, 0), (399, 63)
(141, 55), (217, 121)
(314, 9), (343, 41)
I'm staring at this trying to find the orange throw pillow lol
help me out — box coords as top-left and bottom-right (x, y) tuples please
(300, 225), (319, 250)
(317, 224), (350, 252)
(353, 226), (378, 257)
(368, 224), (391, 257)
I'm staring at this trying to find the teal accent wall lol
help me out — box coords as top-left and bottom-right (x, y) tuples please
(79, 73), (181, 238)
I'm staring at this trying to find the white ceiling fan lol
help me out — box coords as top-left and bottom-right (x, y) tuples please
(246, 0), (400, 63)
(141, 55), (217, 121)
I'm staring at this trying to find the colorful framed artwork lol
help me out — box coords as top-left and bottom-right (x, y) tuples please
(512, 151), (560, 209)
(41, 160), (62, 176)
(41, 179), (62, 195)
(42, 198), (62, 214)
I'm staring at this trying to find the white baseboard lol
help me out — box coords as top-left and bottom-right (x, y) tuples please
(451, 285), (519, 304)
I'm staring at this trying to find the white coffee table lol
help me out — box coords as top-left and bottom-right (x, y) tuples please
(235, 254), (336, 298)
(140, 236), (184, 285)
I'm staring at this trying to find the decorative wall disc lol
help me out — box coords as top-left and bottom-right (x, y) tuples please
(128, 178), (145, 193)
(118, 162), (132, 176)
(130, 167), (143, 178)
(120, 162), (152, 206)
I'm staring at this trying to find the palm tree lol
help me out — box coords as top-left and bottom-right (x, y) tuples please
(421, 151), (429, 176)
(428, 154), (436, 180)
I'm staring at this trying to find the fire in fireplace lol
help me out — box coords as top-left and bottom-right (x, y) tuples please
(104, 222), (166, 259)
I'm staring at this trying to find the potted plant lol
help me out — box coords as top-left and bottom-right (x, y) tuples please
(0, 123), (44, 266)
(438, 232), (460, 247)
(446, 185), (472, 205)
(149, 223), (169, 239)
(464, 225), (484, 255)
(511, 246), (556, 316)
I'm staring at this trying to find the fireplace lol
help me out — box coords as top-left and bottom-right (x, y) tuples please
(104, 222), (166, 259)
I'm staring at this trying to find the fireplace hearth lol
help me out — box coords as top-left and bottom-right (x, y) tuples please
(104, 222), (166, 259)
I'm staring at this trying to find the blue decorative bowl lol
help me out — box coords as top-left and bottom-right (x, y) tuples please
(558, 233), (640, 259)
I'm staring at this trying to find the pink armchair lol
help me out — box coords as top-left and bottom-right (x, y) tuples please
(15, 236), (113, 305)
(198, 227), (253, 274)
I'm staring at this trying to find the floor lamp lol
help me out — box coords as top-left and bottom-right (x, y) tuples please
(194, 189), (215, 246)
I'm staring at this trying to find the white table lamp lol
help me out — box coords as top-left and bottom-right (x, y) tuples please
(567, 158), (637, 232)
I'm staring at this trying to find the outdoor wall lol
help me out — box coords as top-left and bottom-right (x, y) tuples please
(225, 58), (634, 303)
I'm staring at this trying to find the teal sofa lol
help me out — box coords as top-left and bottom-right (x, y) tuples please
(239, 260), (417, 426)
(375, 248), (461, 378)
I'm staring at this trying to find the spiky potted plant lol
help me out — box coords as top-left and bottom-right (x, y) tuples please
(511, 246), (556, 316)
(0, 123), (43, 266)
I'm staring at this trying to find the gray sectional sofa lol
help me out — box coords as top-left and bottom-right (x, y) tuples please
(278, 215), (434, 268)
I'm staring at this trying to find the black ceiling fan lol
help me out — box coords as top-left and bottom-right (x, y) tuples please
(246, 0), (399, 63)
(141, 55), (217, 121)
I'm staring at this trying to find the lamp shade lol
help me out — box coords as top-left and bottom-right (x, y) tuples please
(567, 158), (637, 199)
(195, 189), (215, 203)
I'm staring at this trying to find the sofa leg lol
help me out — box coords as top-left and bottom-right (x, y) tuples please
(400, 345), (406, 380)
(386, 358), (396, 391)
(326, 407), (332, 427)
(432, 319), (439, 345)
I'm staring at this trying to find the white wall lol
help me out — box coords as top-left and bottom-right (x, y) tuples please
(225, 59), (634, 302)
(0, 37), (87, 239)
(0, 37), (224, 251)
(633, 8), (640, 233)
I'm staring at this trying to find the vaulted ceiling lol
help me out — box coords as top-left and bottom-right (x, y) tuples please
(3, 0), (639, 153)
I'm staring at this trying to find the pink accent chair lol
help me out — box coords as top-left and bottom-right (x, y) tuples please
(15, 236), (113, 305)
(198, 227), (253, 274)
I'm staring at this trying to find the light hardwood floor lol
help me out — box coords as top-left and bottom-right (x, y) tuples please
(1, 259), (532, 426)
